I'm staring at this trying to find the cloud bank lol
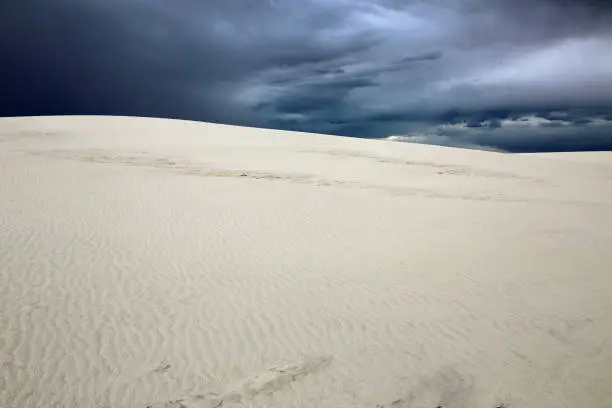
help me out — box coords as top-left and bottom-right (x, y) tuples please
(1, 0), (611, 151)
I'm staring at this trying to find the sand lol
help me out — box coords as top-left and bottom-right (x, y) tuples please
(1, 115), (611, 408)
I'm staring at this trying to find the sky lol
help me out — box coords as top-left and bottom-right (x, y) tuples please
(1, 0), (611, 152)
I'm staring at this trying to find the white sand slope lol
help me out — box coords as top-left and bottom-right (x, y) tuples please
(522, 151), (612, 166)
(1, 116), (611, 408)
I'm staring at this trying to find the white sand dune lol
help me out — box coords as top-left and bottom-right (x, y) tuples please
(522, 151), (612, 166)
(1, 116), (611, 408)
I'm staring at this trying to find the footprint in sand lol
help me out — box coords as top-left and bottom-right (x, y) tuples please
(146, 356), (332, 408)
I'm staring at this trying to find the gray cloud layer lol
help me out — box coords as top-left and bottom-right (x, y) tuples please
(1, 0), (611, 151)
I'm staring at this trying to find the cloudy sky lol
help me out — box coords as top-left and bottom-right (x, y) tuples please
(1, 0), (611, 152)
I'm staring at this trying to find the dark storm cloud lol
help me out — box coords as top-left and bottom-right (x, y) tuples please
(1, 0), (611, 151)
(386, 114), (612, 152)
(3, 3), (222, 118)
(400, 51), (443, 64)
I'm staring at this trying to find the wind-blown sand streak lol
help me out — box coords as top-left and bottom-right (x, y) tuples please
(1, 116), (611, 408)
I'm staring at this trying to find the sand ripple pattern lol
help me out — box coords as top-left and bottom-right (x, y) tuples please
(1, 116), (612, 408)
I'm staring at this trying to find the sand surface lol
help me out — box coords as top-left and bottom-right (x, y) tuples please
(1, 116), (611, 408)
(522, 151), (612, 166)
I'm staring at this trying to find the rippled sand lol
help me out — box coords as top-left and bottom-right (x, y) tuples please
(1, 116), (611, 408)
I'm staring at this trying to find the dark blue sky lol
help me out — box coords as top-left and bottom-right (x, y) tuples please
(1, 0), (611, 152)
